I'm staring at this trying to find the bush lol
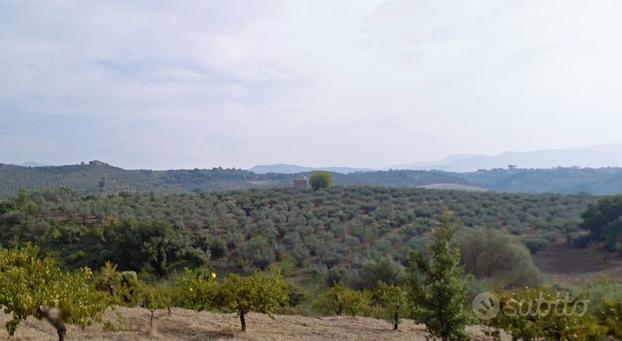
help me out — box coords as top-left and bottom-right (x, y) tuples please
(455, 229), (541, 288)
(484, 286), (606, 340)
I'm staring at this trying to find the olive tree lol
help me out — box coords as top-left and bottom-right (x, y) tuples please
(0, 245), (108, 341)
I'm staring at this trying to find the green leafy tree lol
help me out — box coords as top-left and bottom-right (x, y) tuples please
(309, 172), (333, 191)
(215, 268), (289, 331)
(313, 284), (371, 317)
(377, 282), (409, 330)
(409, 210), (469, 340)
(173, 267), (218, 311)
(580, 195), (622, 251)
(455, 229), (541, 288)
(134, 282), (169, 332)
(0, 245), (108, 341)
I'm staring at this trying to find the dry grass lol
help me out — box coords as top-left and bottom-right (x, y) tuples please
(0, 307), (506, 340)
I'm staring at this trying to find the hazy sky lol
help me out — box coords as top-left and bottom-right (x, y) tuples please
(2, 0), (622, 169)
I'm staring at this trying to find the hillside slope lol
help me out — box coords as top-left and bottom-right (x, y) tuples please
(3, 161), (622, 197)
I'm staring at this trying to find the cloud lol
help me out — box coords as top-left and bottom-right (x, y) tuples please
(1, 0), (622, 168)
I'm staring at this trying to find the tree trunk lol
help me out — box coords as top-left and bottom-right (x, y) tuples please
(56, 323), (67, 341)
(393, 312), (399, 330)
(40, 308), (66, 341)
(150, 310), (155, 330)
(239, 310), (247, 332)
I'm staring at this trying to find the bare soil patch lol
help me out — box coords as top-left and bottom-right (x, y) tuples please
(0, 306), (505, 340)
(534, 243), (622, 283)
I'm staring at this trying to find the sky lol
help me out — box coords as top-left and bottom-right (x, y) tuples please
(1, 0), (622, 169)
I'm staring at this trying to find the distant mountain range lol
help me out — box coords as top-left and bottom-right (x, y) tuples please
(249, 164), (374, 174)
(393, 143), (622, 172)
(252, 143), (622, 173)
(3, 143), (622, 198)
(16, 161), (49, 167)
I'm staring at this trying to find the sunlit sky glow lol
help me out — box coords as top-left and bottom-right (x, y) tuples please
(1, 0), (621, 169)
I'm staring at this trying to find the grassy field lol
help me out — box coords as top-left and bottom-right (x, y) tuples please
(0, 307), (507, 340)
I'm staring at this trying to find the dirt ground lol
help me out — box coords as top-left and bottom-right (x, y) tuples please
(534, 243), (622, 284)
(0, 306), (506, 341)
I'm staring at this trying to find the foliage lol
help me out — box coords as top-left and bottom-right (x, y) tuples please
(455, 229), (541, 288)
(376, 282), (409, 330)
(215, 268), (289, 331)
(313, 284), (372, 317)
(134, 281), (170, 330)
(174, 268), (218, 311)
(0, 188), (593, 277)
(94, 261), (140, 305)
(580, 195), (622, 251)
(3, 162), (622, 198)
(176, 267), (287, 332)
(484, 286), (606, 341)
(309, 172), (333, 190)
(582, 278), (622, 338)
(409, 210), (469, 340)
(354, 258), (405, 290)
(0, 245), (108, 340)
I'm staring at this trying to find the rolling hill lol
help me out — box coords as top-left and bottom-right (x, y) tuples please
(3, 161), (622, 198)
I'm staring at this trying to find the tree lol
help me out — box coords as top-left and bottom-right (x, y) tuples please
(0, 245), (108, 341)
(313, 284), (371, 317)
(409, 210), (469, 340)
(455, 229), (541, 288)
(356, 257), (405, 290)
(173, 267), (218, 312)
(215, 269), (289, 331)
(309, 172), (333, 191)
(377, 282), (409, 330)
(134, 282), (169, 332)
(580, 196), (622, 251)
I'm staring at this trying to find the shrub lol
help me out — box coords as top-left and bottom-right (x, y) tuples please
(455, 229), (541, 288)
(484, 286), (606, 340)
